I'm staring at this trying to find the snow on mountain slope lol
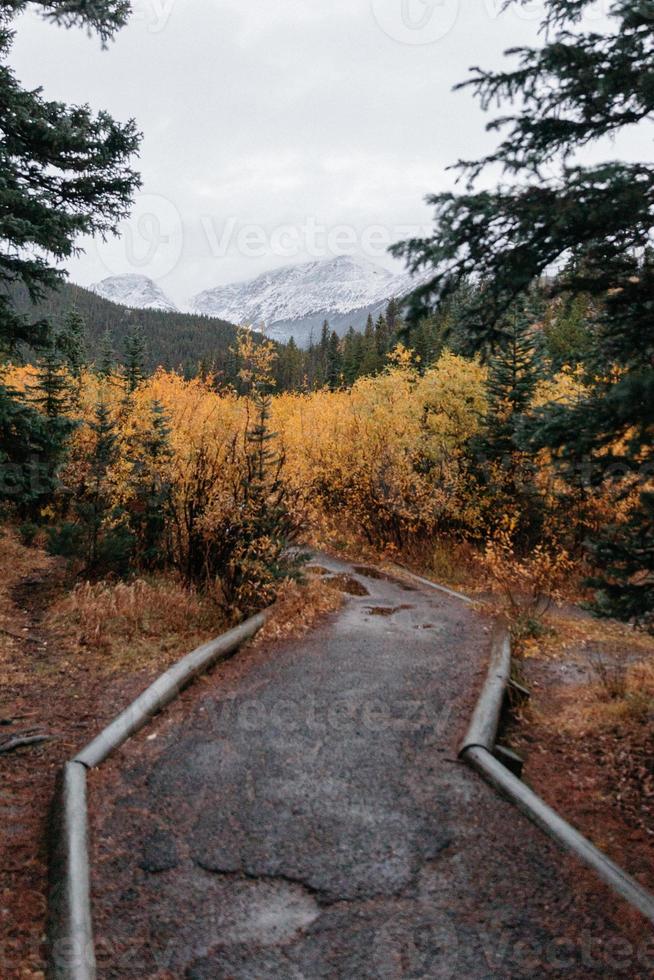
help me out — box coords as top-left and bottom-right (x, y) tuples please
(89, 274), (178, 313)
(190, 255), (424, 345)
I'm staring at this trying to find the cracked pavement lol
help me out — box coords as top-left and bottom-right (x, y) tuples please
(88, 558), (649, 978)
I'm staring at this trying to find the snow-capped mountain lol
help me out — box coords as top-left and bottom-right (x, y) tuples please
(89, 274), (178, 313)
(190, 255), (424, 346)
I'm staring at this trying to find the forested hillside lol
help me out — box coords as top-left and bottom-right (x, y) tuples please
(4, 279), (438, 391)
(4, 280), (242, 378)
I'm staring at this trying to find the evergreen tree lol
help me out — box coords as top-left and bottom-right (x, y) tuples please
(385, 297), (401, 334)
(305, 336), (317, 388)
(474, 301), (544, 545)
(26, 342), (77, 515)
(533, 251), (654, 625)
(393, 2), (654, 342)
(360, 314), (378, 377)
(393, 0), (654, 624)
(129, 400), (173, 569)
(326, 331), (342, 390)
(315, 319), (330, 388)
(223, 342), (240, 389)
(247, 388), (277, 488)
(277, 336), (304, 391)
(543, 293), (595, 371)
(47, 398), (128, 570)
(97, 329), (116, 379)
(30, 343), (72, 422)
(197, 358), (210, 383)
(482, 304), (541, 463)
(289, 337), (305, 390)
(85, 401), (118, 568)
(207, 344), (300, 613)
(374, 314), (390, 362)
(405, 315), (443, 371)
(589, 492), (654, 631)
(439, 281), (482, 357)
(342, 327), (363, 385)
(0, 2), (140, 506)
(123, 324), (147, 393)
(0, 382), (52, 516)
(58, 307), (87, 384)
(58, 399), (133, 572)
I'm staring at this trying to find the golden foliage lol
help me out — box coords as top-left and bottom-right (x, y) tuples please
(273, 350), (488, 549)
(235, 327), (278, 391)
(478, 515), (574, 647)
(2, 343), (638, 614)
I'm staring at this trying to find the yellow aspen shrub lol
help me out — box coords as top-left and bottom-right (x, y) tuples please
(415, 350), (488, 462)
(529, 367), (641, 544)
(135, 371), (246, 580)
(1, 362), (38, 392)
(272, 349), (489, 549)
(413, 352), (489, 537)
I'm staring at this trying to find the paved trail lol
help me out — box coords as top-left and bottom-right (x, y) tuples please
(90, 558), (645, 978)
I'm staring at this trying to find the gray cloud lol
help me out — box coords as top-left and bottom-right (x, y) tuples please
(10, 0), (634, 307)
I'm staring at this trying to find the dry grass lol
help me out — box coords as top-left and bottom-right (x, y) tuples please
(46, 574), (227, 667)
(46, 567), (343, 667)
(525, 609), (654, 737)
(1, 524), (342, 676)
(425, 539), (479, 590)
(520, 606), (654, 662)
(586, 648), (628, 701)
(568, 659), (654, 733)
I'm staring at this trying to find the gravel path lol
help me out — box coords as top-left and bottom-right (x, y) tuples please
(89, 558), (649, 978)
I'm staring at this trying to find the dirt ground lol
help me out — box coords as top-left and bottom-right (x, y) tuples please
(509, 606), (654, 897)
(0, 529), (228, 979)
(4, 527), (654, 977)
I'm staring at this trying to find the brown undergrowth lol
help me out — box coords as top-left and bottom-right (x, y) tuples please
(46, 575), (226, 668)
(252, 573), (344, 647)
(509, 608), (654, 891)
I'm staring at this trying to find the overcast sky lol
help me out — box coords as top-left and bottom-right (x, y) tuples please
(9, 0), (635, 305)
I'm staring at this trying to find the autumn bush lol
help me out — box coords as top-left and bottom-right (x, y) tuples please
(4, 334), (303, 617)
(477, 516), (574, 647)
(274, 347), (488, 550)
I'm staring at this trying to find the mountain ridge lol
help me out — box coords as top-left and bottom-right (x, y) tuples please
(85, 256), (425, 348)
(89, 273), (178, 313)
(190, 254), (423, 345)
(5, 279), (242, 377)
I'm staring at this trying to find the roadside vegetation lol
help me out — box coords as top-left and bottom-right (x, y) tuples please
(0, 277), (650, 640)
